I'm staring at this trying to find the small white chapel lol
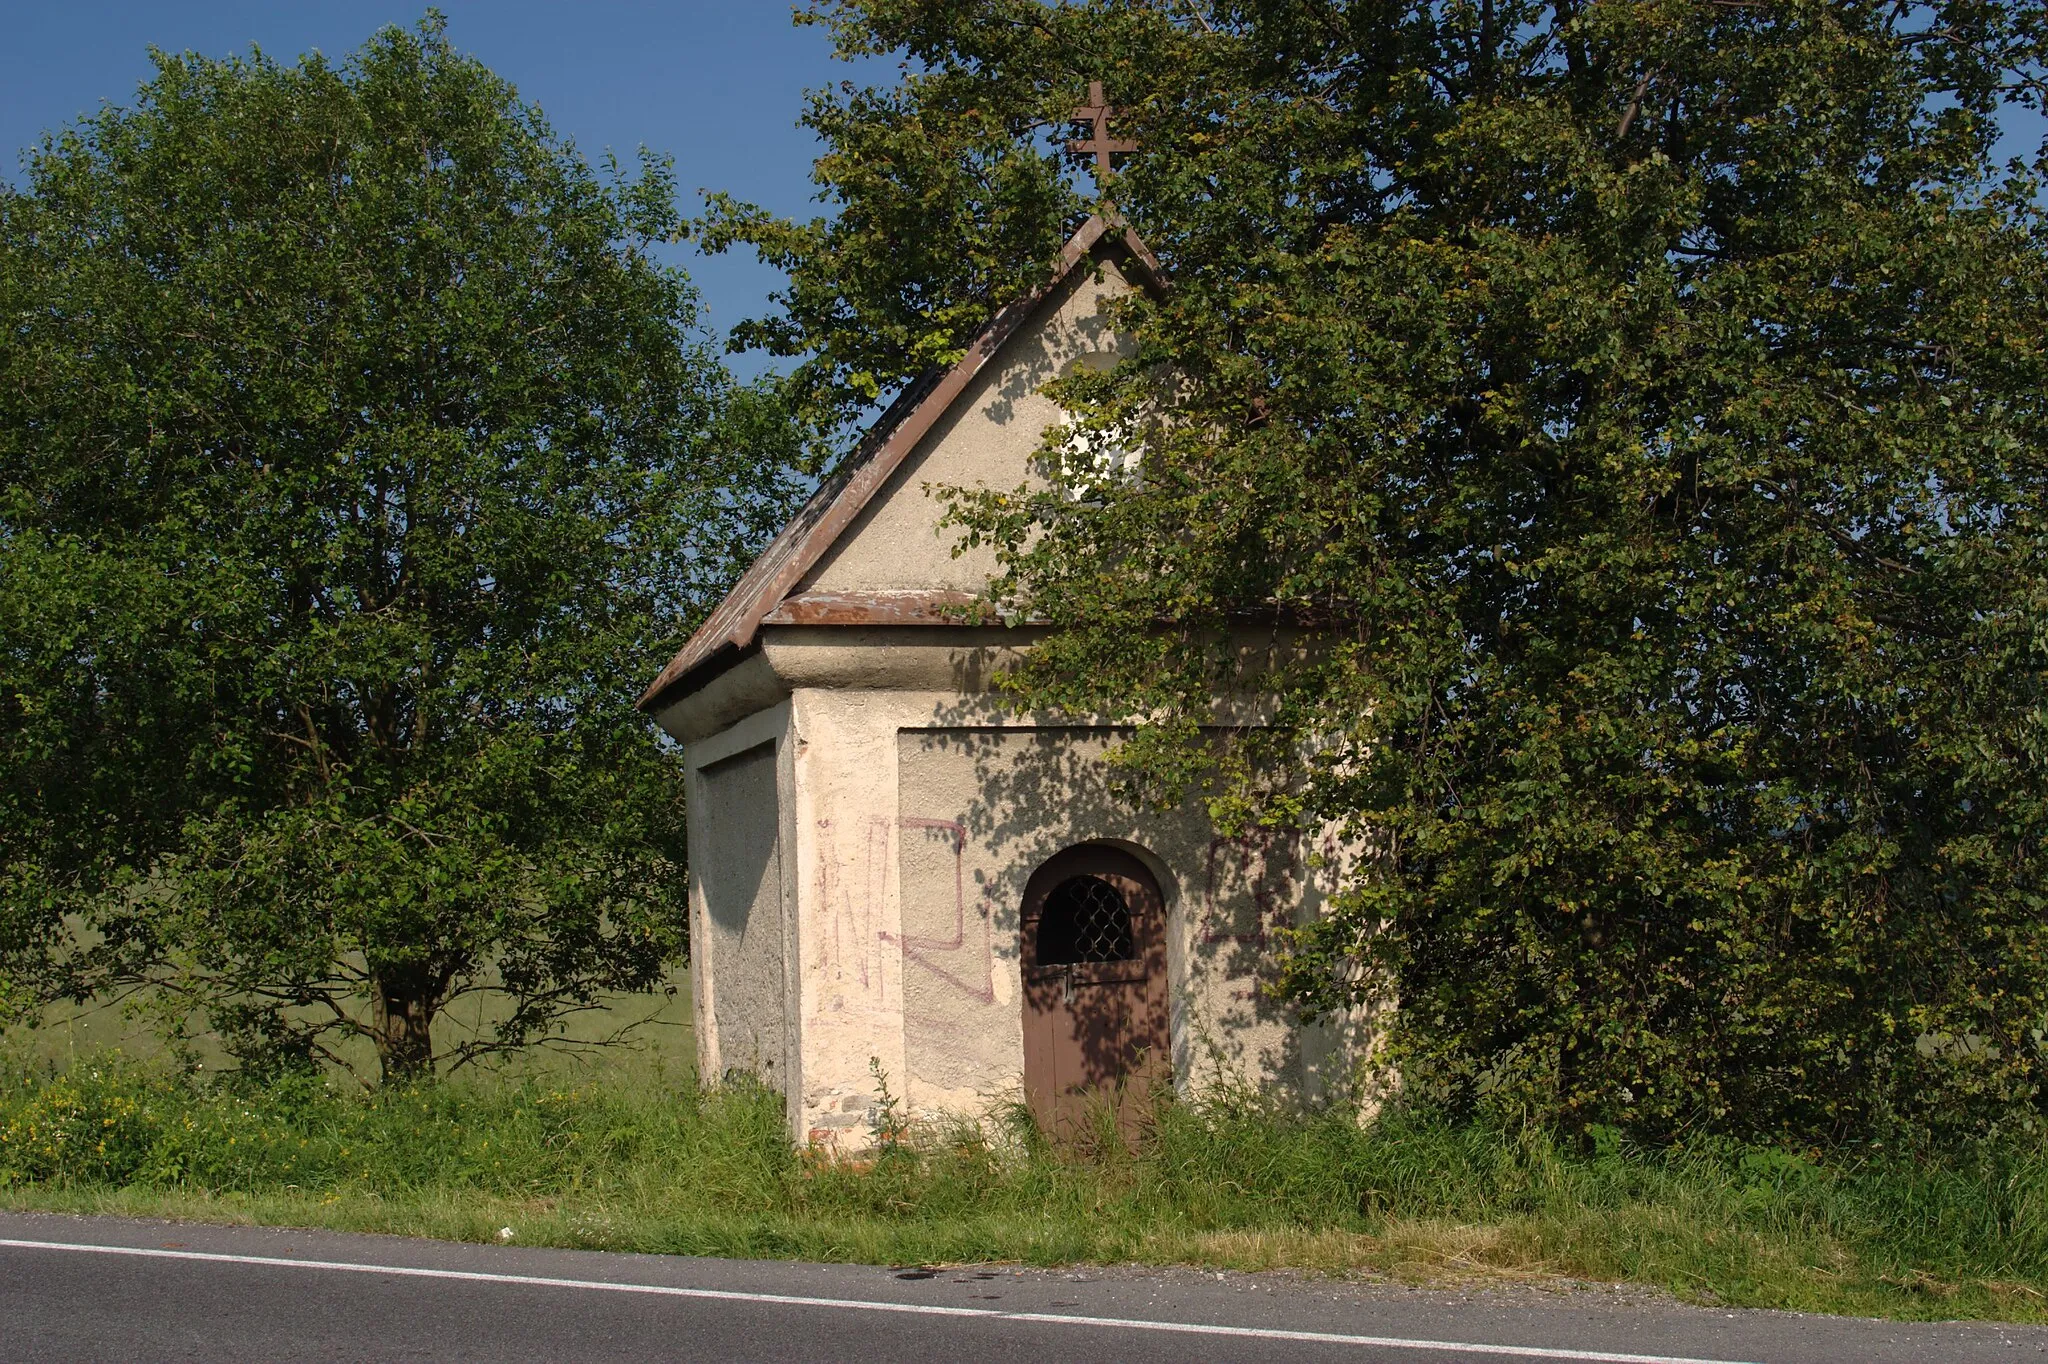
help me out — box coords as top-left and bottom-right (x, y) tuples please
(639, 212), (1369, 1146)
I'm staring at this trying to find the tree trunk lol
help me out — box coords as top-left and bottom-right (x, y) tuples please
(372, 976), (439, 1082)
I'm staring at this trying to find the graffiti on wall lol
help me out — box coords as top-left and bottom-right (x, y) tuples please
(1200, 830), (1298, 957)
(810, 813), (998, 1016)
(1199, 827), (1352, 987)
(810, 815), (894, 1015)
(885, 815), (997, 1006)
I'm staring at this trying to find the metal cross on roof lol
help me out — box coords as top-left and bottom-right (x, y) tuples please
(1069, 80), (1138, 184)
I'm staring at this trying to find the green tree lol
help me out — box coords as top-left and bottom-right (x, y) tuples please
(713, 1), (2048, 1144)
(0, 17), (803, 1080)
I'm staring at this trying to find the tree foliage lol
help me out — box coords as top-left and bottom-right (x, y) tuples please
(714, 0), (2048, 1144)
(0, 18), (803, 1080)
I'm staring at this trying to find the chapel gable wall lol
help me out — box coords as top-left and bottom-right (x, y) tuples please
(797, 253), (1140, 598)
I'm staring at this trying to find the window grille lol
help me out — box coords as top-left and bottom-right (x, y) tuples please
(1035, 876), (1136, 965)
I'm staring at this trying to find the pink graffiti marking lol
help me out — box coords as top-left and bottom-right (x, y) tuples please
(860, 816), (889, 990)
(881, 815), (996, 1005)
(810, 816), (893, 1012)
(1202, 831), (1301, 976)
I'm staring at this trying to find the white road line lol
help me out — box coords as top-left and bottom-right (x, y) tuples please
(0, 1236), (1760, 1364)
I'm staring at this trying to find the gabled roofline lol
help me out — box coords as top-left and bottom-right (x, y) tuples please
(637, 214), (1165, 716)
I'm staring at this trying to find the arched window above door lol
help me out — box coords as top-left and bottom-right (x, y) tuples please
(1034, 875), (1136, 965)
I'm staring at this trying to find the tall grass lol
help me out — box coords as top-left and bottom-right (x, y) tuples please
(3, 1050), (2046, 1321)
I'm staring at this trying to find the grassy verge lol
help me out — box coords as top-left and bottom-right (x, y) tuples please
(3, 1052), (2045, 1322)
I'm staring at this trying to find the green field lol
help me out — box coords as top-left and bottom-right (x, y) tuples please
(10, 973), (697, 1081)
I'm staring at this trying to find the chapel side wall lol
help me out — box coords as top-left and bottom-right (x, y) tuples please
(683, 703), (799, 1100)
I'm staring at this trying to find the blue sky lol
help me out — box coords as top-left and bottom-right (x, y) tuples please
(0, 3), (853, 370)
(9, 3), (2044, 368)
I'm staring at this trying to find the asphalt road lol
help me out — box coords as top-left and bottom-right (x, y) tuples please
(2, 1212), (2046, 1362)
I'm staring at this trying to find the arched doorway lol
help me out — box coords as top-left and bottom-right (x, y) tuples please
(1020, 845), (1170, 1138)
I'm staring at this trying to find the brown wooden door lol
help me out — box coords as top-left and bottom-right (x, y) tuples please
(1020, 845), (1170, 1140)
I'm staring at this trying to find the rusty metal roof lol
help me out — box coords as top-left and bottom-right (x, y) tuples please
(638, 215), (1165, 714)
